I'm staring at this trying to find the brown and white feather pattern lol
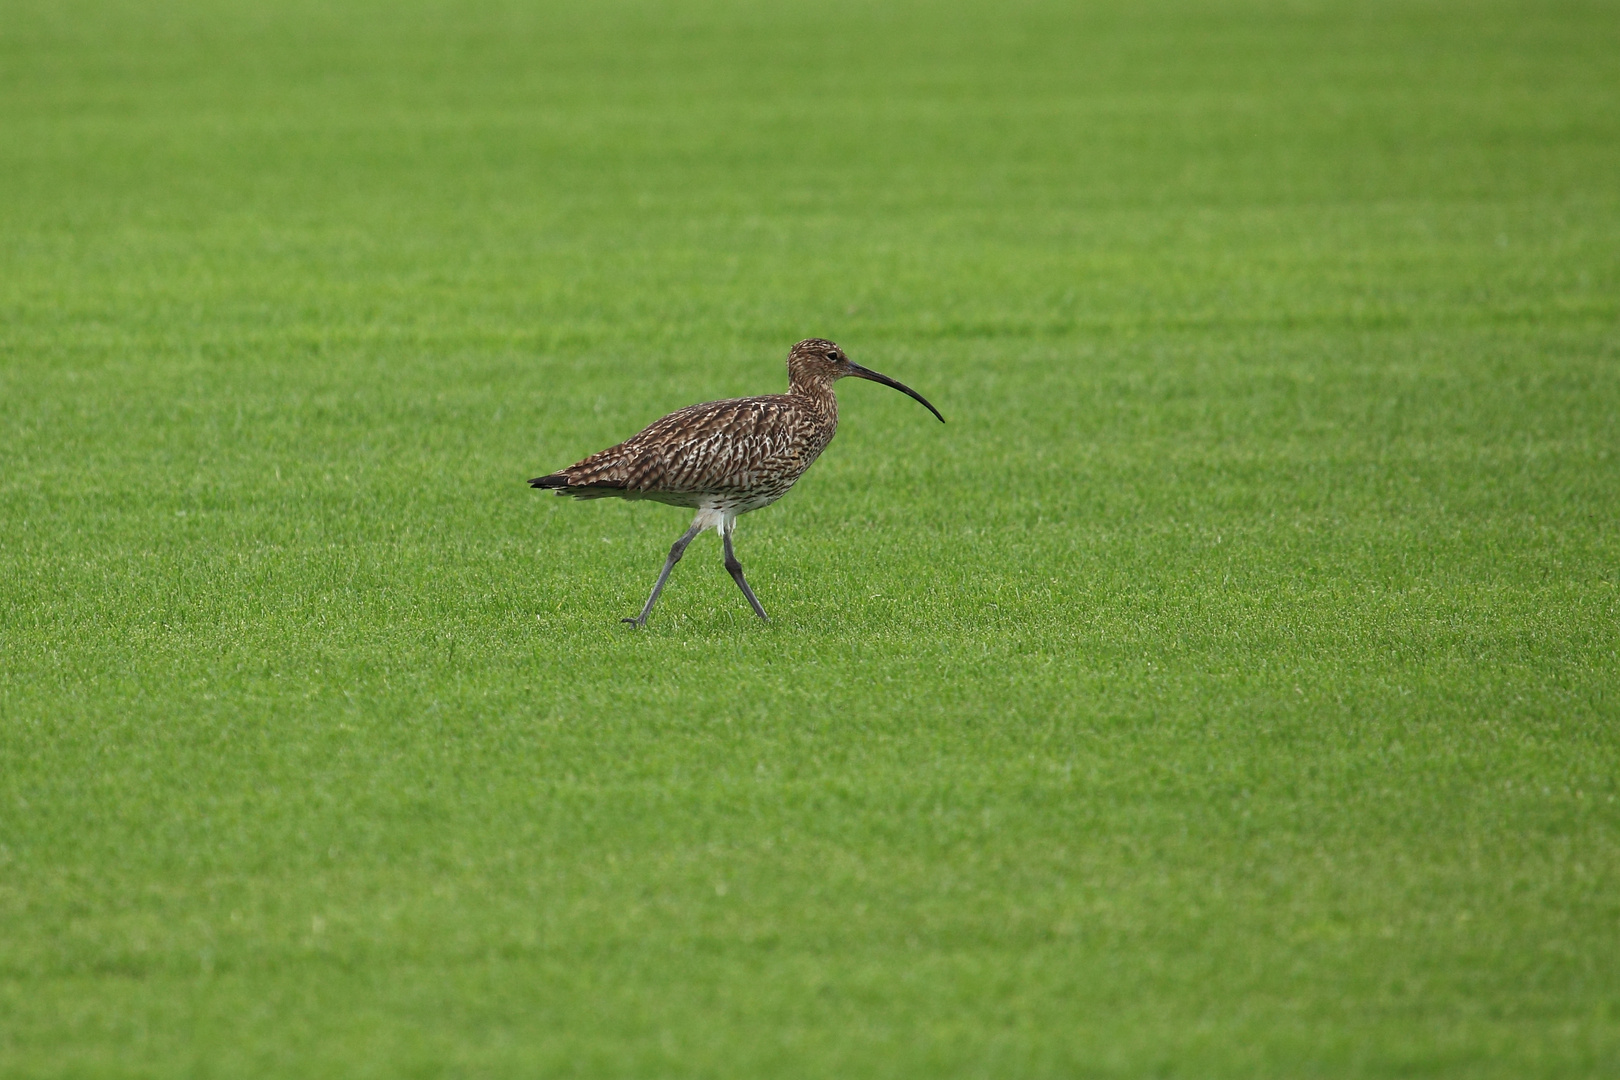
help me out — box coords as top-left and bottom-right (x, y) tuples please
(538, 391), (838, 512)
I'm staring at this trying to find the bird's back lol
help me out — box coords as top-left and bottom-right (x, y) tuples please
(532, 394), (836, 509)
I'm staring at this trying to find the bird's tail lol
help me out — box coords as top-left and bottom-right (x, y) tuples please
(528, 473), (630, 499)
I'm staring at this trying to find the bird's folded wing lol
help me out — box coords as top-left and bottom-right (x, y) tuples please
(562, 397), (806, 494)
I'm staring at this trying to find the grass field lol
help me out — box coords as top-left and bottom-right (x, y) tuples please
(3, 0), (1618, 1075)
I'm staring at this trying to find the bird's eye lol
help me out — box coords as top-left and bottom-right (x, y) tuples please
(827, 351), (841, 361)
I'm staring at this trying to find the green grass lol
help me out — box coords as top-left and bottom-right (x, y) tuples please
(2, 0), (1618, 1075)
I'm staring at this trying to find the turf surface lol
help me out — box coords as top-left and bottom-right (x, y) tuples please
(2, 0), (1618, 1075)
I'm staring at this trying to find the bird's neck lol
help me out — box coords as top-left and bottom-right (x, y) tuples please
(789, 375), (839, 421)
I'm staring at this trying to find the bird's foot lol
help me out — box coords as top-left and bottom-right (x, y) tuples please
(621, 616), (647, 629)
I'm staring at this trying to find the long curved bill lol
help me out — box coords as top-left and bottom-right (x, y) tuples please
(846, 363), (946, 423)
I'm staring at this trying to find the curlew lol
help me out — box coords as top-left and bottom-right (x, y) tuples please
(530, 338), (944, 627)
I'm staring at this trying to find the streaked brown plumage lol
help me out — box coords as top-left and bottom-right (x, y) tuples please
(530, 338), (944, 626)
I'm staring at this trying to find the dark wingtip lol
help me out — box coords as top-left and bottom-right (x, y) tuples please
(529, 474), (567, 489)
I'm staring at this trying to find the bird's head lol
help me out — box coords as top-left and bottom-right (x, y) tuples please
(786, 338), (945, 422)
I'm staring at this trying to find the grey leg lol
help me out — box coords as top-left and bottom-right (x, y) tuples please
(723, 528), (770, 622)
(624, 520), (704, 628)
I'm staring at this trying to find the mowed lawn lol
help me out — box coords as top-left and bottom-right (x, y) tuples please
(2, 0), (1618, 1075)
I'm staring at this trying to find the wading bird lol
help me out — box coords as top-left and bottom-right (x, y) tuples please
(530, 339), (944, 627)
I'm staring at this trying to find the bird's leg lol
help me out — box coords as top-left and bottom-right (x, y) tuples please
(722, 525), (770, 622)
(624, 520), (704, 628)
